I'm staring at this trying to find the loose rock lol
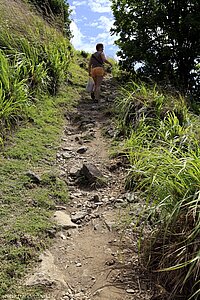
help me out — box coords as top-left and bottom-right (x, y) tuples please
(25, 170), (41, 184)
(54, 211), (77, 229)
(80, 163), (105, 185)
(71, 211), (87, 223)
(25, 272), (56, 288)
(62, 152), (73, 159)
(77, 146), (88, 154)
(76, 262), (82, 267)
(126, 289), (135, 294)
(69, 166), (81, 177)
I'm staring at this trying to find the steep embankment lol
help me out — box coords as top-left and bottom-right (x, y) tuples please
(0, 0), (71, 142)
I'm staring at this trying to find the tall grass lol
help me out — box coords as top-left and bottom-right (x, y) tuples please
(0, 50), (29, 130)
(0, 0), (72, 139)
(115, 81), (200, 299)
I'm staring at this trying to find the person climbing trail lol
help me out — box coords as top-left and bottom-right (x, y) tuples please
(88, 43), (112, 102)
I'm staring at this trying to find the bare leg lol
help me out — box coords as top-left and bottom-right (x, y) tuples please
(94, 76), (103, 101)
(92, 76), (97, 91)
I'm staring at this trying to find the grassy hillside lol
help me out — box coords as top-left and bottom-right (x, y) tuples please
(0, 0), (72, 143)
(27, 0), (71, 37)
(0, 0), (88, 298)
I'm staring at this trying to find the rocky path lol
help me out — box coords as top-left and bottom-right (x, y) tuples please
(25, 77), (153, 300)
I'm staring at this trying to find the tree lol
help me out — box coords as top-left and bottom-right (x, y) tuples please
(111, 0), (200, 97)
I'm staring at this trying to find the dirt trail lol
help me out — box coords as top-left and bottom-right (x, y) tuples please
(25, 76), (153, 300)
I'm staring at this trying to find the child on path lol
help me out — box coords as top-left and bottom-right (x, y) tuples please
(88, 43), (112, 102)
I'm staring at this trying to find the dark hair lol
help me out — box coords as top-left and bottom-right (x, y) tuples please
(96, 43), (104, 51)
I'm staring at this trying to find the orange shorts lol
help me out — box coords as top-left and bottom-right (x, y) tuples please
(91, 67), (105, 77)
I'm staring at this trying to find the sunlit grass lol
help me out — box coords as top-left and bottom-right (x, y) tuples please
(115, 81), (200, 299)
(0, 0), (72, 141)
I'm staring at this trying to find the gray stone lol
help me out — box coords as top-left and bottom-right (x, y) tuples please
(80, 164), (105, 184)
(55, 205), (67, 210)
(126, 289), (135, 294)
(84, 123), (95, 130)
(54, 211), (77, 229)
(94, 225), (99, 231)
(62, 152), (72, 159)
(64, 128), (73, 135)
(124, 192), (138, 203)
(77, 146), (88, 154)
(69, 166), (81, 177)
(25, 170), (41, 184)
(94, 202), (103, 206)
(25, 272), (56, 288)
(62, 147), (74, 152)
(71, 211), (87, 222)
(115, 198), (124, 203)
(76, 263), (82, 267)
(25, 250), (67, 289)
(59, 233), (67, 240)
(45, 228), (57, 238)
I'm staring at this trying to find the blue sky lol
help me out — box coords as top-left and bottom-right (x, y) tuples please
(67, 0), (118, 59)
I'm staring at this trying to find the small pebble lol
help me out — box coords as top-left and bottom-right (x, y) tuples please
(60, 233), (67, 240)
(76, 262), (82, 267)
(126, 289), (135, 294)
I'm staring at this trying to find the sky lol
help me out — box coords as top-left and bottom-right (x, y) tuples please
(67, 0), (119, 59)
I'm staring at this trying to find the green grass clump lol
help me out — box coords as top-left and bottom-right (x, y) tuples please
(0, 50), (29, 127)
(115, 81), (200, 299)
